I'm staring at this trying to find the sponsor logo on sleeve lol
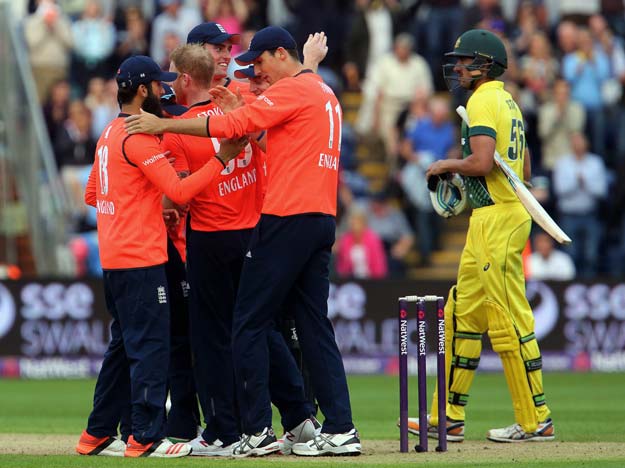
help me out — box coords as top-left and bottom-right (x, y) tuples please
(142, 151), (170, 167)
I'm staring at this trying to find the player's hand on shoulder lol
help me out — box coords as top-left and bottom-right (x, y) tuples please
(217, 136), (249, 163)
(125, 109), (165, 135)
(209, 86), (244, 113)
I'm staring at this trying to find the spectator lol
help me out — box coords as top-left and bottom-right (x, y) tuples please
(266, 0), (295, 30)
(70, 0), (117, 94)
(150, 0), (201, 66)
(23, 0), (73, 101)
(555, 20), (578, 58)
(518, 32), (559, 113)
(53, 99), (97, 228)
(416, 0), (464, 90)
(203, 0), (248, 55)
(562, 27), (610, 156)
(528, 231), (576, 281)
(553, 132), (608, 277)
(404, 96), (455, 162)
(363, 191), (414, 277)
(349, 0), (396, 133)
(42, 79), (71, 140)
(368, 33), (433, 166)
(395, 87), (431, 141)
(336, 208), (388, 279)
(84, 77), (119, 138)
(112, 0), (157, 29)
(399, 96), (454, 266)
(511, 0), (546, 57)
(398, 147), (436, 267)
(537, 79), (585, 172)
(114, 6), (149, 63)
(159, 30), (183, 70)
(464, 0), (506, 32)
(589, 14), (625, 163)
(53, 100), (97, 170)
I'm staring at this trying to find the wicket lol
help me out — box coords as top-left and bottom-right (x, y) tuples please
(398, 295), (447, 453)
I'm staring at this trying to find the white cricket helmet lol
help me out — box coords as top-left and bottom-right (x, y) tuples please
(428, 173), (467, 218)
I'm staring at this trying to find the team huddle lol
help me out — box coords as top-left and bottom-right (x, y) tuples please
(74, 20), (554, 460)
(75, 22), (360, 459)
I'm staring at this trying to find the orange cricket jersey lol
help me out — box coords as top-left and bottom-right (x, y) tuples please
(207, 71), (341, 217)
(84, 115), (223, 269)
(162, 80), (266, 232)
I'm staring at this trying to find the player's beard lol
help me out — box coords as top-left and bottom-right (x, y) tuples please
(142, 86), (163, 117)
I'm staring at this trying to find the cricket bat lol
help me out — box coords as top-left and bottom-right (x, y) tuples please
(456, 106), (572, 245)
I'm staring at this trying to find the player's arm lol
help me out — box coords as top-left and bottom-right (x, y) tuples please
(302, 32), (328, 72)
(426, 135), (494, 178)
(84, 163), (96, 207)
(126, 111), (209, 137)
(126, 135), (245, 204)
(126, 81), (297, 139)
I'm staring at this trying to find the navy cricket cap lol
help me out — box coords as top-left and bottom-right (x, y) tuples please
(160, 83), (187, 116)
(187, 22), (241, 45)
(234, 66), (256, 80)
(116, 55), (177, 90)
(235, 26), (297, 65)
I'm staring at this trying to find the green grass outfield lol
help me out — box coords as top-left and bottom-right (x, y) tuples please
(0, 373), (624, 467)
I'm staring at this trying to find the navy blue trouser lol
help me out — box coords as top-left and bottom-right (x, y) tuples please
(87, 312), (131, 440)
(87, 266), (170, 444)
(233, 214), (354, 434)
(187, 228), (312, 444)
(164, 238), (201, 440)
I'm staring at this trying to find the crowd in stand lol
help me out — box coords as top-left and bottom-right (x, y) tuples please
(15, 0), (625, 279)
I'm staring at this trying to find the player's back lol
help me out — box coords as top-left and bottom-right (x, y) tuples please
(93, 116), (168, 269)
(261, 72), (341, 217)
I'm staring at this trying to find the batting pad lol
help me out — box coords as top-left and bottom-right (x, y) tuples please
(486, 300), (538, 433)
(520, 333), (551, 424)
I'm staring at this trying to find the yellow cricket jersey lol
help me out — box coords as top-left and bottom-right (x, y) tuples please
(461, 80), (526, 208)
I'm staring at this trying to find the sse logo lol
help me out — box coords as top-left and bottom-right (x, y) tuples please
(0, 283), (16, 339)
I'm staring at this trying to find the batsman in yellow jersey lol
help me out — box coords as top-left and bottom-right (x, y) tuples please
(411, 29), (555, 443)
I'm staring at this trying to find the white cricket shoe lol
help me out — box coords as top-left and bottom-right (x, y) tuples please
(278, 416), (321, 455)
(75, 430), (126, 457)
(487, 418), (555, 442)
(292, 428), (362, 456)
(231, 427), (280, 458)
(188, 435), (234, 456)
(124, 436), (191, 458)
